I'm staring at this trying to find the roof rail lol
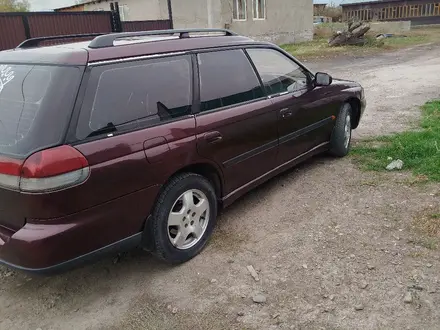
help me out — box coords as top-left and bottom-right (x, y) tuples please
(88, 29), (238, 49)
(17, 33), (105, 49)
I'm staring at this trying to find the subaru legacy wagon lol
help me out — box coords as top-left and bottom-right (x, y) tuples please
(0, 29), (365, 273)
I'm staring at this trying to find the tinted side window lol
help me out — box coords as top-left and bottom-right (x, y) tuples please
(247, 48), (309, 96)
(198, 50), (264, 112)
(76, 55), (192, 140)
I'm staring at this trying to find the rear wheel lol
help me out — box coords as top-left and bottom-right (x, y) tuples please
(150, 173), (217, 263)
(329, 103), (352, 157)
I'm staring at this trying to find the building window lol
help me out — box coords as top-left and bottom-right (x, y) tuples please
(253, 0), (266, 19)
(233, 0), (247, 20)
(118, 4), (129, 21)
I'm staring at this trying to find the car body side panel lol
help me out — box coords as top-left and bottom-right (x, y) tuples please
(195, 99), (279, 195)
(73, 117), (197, 215)
(271, 87), (336, 164)
(273, 80), (362, 165)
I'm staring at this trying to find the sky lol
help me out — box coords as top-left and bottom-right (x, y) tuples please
(29, 0), (76, 11)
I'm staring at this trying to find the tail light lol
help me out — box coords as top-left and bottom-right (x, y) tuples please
(0, 146), (89, 193)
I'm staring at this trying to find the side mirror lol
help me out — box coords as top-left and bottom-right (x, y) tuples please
(314, 72), (332, 86)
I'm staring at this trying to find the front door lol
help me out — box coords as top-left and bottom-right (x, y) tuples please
(195, 49), (279, 195)
(247, 48), (336, 165)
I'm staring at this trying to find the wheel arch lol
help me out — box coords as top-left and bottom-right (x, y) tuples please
(172, 162), (224, 201)
(141, 161), (224, 252)
(345, 97), (361, 129)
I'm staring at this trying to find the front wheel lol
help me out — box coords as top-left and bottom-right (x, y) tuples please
(150, 173), (217, 264)
(329, 103), (352, 157)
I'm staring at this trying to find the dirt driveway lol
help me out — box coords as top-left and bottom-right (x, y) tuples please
(1, 44), (440, 330)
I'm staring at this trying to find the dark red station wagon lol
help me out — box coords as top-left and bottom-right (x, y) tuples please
(0, 29), (365, 273)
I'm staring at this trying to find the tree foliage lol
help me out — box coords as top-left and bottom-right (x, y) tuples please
(314, 4), (343, 22)
(0, 0), (30, 12)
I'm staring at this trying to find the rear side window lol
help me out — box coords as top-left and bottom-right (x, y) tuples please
(76, 55), (192, 140)
(0, 64), (81, 157)
(197, 50), (264, 112)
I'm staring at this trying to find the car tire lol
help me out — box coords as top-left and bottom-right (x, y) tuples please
(329, 103), (352, 157)
(150, 173), (217, 264)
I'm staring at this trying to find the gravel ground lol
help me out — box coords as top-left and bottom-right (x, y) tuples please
(1, 44), (440, 330)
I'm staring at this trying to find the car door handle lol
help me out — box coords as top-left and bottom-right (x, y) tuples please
(280, 108), (293, 119)
(204, 131), (223, 144)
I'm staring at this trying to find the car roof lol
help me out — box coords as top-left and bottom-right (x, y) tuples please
(0, 44), (89, 66)
(0, 31), (265, 66)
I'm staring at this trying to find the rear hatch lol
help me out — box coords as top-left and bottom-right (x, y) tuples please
(0, 61), (83, 230)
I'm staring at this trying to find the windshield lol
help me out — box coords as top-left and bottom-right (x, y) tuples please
(0, 64), (81, 157)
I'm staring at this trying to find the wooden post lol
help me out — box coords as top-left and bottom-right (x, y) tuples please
(114, 2), (122, 32)
(21, 15), (31, 40)
(167, 0), (174, 29)
(110, 2), (122, 32)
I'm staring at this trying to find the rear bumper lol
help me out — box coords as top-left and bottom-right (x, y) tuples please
(0, 185), (159, 274)
(0, 231), (141, 275)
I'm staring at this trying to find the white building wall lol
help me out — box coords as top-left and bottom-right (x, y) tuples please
(172, 0), (313, 44)
(84, 0), (169, 21)
(172, 0), (223, 29)
(83, 0), (313, 44)
(222, 0), (313, 44)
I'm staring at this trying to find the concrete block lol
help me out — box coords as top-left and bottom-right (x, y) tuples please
(370, 21), (411, 33)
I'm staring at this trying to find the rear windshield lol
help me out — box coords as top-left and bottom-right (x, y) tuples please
(0, 64), (81, 157)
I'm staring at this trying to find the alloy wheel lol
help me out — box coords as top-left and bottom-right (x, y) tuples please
(167, 189), (210, 250)
(344, 113), (352, 149)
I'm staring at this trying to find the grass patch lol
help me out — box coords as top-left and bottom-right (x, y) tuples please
(282, 25), (440, 60)
(383, 35), (430, 46)
(281, 38), (382, 60)
(352, 100), (440, 181)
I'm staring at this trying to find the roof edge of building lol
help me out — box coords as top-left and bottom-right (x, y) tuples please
(54, 0), (110, 11)
(341, 0), (403, 7)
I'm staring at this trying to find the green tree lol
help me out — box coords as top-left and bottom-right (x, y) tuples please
(0, 0), (30, 12)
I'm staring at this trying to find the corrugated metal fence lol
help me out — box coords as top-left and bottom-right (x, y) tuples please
(0, 14), (27, 51)
(0, 11), (172, 51)
(122, 20), (172, 32)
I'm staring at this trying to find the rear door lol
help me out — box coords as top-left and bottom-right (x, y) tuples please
(247, 48), (336, 165)
(73, 54), (197, 211)
(195, 49), (278, 195)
